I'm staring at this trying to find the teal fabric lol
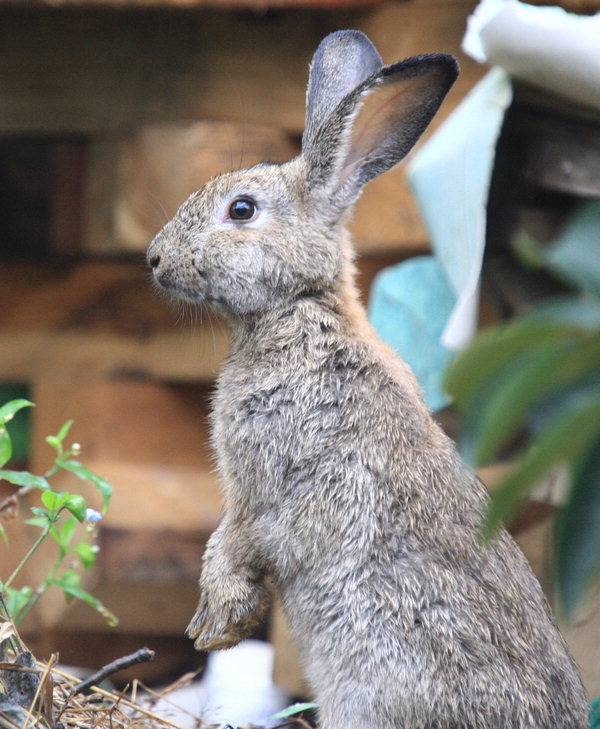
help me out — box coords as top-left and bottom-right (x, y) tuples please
(368, 70), (513, 413)
(368, 256), (456, 412)
(590, 697), (600, 729)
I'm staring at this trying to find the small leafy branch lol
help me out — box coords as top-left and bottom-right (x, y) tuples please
(0, 399), (117, 628)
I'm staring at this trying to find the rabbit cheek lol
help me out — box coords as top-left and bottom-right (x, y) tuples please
(206, 242), (271, 315)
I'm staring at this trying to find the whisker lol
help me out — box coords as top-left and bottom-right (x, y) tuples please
(145, 189), (172, 226)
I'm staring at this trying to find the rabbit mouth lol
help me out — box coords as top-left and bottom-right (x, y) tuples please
(154, 273), (206, 304)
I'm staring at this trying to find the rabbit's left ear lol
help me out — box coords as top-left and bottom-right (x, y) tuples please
(302, 40), (458, 208)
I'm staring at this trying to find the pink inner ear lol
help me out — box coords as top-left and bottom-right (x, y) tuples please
(341, 73), (438, 184)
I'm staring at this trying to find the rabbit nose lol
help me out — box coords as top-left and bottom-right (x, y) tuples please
(149, 254), (161, 269)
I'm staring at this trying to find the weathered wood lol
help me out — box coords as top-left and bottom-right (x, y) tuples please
(0, 1), (481, 136)
(0, 2), (483, 255)
(74, 1), (483, 255)
(0, 261), (230, 382)
(0, 0), (382, 7)
(0, 254), (408, 382)
(0, 8), (322, 135)
(50, 142), (88, 256)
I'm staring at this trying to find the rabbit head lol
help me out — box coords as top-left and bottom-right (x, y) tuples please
(148, 30), (458, 316)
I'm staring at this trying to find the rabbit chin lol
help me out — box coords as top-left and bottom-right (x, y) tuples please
(153, 274), (207, 305)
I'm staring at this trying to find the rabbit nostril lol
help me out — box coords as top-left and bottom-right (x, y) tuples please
(149, 255), (161, 269)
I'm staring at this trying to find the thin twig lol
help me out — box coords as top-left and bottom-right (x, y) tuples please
(4, 526), (50, 589)
(73, 648), (155, 695)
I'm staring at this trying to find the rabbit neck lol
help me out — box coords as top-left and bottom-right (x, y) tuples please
(226, 240), (424, 405)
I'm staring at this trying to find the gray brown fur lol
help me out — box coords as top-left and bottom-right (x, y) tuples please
(147, 31), (588, 729)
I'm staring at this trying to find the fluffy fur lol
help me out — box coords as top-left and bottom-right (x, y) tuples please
(147, 30), (588, 729)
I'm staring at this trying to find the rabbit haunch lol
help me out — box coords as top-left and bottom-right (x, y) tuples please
(148, 30), (588, 729)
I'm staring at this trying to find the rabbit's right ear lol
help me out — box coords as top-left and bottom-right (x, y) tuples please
(302, 30), (458, 211)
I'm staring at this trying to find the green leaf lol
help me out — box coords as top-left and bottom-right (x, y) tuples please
(45, 436), (61, 452)
(50, 575), (118, 627)
(0, 470), (51, 491)
(57, 569), (81, 589)
(445, 319), (577, 413)
(555, 442), (600, 618)
(30, 506), (51, 521)
(50, 514), (79, 557)
(5, 586), (33, 619)
(542, 202), (600, 297)
(56, 459), (113, 513)
(65, 494), (87, 522)
(466, 335), (600, 466)
(41, 490), (70, 516)
(272, 703), (319, 720)
(526, 296), (600, 331)
(75, 542), (97, 569)
(0, 523), (7, 546)
(0, 427), (11, 468)
(56, 419), (74, 444)
(26, 516), (51, 529)
(484, 395), (600, 540)
(0, 399), (34, 425)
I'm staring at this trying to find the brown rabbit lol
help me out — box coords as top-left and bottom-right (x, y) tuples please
(147, 30), (588, 729)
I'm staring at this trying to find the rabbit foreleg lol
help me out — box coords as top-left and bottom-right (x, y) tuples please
(186, 514), (269, 650)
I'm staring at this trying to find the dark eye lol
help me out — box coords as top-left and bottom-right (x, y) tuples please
(228, 197), (257, 221)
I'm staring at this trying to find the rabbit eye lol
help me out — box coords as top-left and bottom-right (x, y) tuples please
(228, 197), (257, 222)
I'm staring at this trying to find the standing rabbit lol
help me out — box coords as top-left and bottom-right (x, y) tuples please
(147, 30), (588, 729)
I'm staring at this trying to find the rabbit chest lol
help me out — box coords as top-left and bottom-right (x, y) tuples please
(210, 327), (433, 581)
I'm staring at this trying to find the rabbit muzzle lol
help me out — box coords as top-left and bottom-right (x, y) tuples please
(147, 230), (208, 303)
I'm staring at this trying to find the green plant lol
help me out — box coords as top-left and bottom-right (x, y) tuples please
(0, 399), (117, 627)
(445, 202), (600, 619)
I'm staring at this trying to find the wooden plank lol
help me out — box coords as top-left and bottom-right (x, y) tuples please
(76, 2), (483, 255)
(0, 2), (483, 254)
(0, 261), (230, 382)
(0, 8), (322, 135)
(0, 254), (410, 382)
(49, 142), (88, 256)
(1, 0), (383, 7)
(351, 0), (485, 252)
(38, 630), (199, 684)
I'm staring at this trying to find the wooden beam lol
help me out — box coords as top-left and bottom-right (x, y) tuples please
(0, 261), (230, 382)
(0, 7), (322, 135)
(0, 1), (482, 136)
(84, 122), (299, 255)
(0, 254), (409, 382)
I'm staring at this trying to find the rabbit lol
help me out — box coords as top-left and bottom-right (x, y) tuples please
(147, 30), (589, 729)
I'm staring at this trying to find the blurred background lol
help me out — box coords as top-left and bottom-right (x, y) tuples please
(0, 0), (599, 724)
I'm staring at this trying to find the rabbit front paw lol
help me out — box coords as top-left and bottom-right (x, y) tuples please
(186, 577), (268, 651)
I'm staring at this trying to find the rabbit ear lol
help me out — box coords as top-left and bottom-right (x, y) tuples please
(303, 49), (458, 208)
(303, 30), (383, 154)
